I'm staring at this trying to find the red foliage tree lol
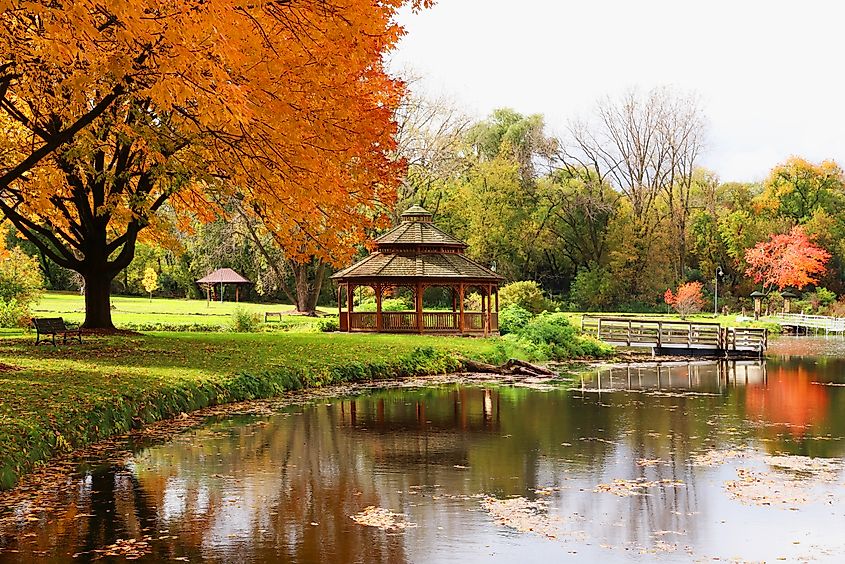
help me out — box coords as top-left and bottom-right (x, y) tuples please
(744, 226), (830, 292)
(664, 281), (705, 318)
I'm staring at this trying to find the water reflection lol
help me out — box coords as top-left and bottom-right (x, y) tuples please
(3, 338), (845, 562)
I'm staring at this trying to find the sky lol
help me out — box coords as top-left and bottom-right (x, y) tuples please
(388, 0), (845, 182)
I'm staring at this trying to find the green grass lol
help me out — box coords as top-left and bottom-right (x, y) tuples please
(33, 292), (333, 331)
(0, 331), (528, 489)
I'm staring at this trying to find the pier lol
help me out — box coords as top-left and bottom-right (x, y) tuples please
(581, 316), (768, 357)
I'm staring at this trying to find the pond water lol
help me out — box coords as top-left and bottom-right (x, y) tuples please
(4, 337), (845, 562)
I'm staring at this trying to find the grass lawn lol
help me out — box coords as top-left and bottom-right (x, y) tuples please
(0, 330), (526, 489)
(33, 292), (332, 330)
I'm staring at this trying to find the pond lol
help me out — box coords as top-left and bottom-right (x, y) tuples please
(3, 337), (845, 562)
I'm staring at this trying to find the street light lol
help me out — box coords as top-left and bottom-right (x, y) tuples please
(714, 266), (724, 316)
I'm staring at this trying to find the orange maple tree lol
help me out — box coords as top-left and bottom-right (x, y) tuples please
(0, 0), (430, 327)
(664, 281), (705, 318)
(744, 226), (830, 292)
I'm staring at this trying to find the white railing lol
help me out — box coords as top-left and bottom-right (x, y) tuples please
(766, 313), (845, 333)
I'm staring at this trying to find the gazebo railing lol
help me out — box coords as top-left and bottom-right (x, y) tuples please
(346, 311), (497, 333)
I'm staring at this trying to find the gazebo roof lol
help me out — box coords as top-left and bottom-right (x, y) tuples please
(196, 268), (251, 284)
(332, 205), (502, 283)
(375, 219), (467, 248)
(331, 251), (502, 281)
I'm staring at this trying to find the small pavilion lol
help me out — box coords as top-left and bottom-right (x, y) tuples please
(197, 268), (251, 302)
(331, 205), (504, 335)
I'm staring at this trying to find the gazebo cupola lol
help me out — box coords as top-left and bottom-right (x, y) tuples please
(331, 206), (503, 334)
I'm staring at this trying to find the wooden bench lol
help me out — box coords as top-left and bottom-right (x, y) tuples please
(264, 312), (283, 323)
(33, 317), (82, 346)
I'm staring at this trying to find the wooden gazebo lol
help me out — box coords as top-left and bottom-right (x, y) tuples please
(331, 205), (504, 335)
(196, 268), (251, 302)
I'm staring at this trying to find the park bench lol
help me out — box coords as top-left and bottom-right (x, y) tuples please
(264, 312), (283, 323)
(33, 317), (83, 346)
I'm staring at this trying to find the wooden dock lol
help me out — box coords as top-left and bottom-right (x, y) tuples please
(581, 316), (767, 358)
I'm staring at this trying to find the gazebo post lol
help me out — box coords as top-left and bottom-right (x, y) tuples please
(236, 285), (240, 303)
(375, 284), (383, 333)
(482, 287), (488, 336)
(416, 281), (424, 333)
(337, 285), (342, 320)
(347, 284), (355, 331)
(486, 284), (492, 336)
(459, 282), (465, 334)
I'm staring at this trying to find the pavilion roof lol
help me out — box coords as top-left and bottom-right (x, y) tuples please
(374, 219), (467, 248)
(196, 268), (251, 284)
(331, 251), (502, 282)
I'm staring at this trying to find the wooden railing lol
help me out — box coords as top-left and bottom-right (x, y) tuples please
(345, 310), (498, 333)
(581, 316), (767, 354)
(766, 313), (845, 334)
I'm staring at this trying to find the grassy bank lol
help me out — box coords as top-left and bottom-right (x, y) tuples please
(0, 331), (529, 490)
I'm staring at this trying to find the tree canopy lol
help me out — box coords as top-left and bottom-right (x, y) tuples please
(0, 0), (428, 326)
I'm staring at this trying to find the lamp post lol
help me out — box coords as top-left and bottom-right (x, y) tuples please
(714, 266), (723, 316)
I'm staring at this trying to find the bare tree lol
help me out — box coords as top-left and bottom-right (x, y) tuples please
(561, 87), (706, 284)
(393, 84), (472, 217)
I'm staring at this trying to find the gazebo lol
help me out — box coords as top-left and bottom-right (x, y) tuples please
(196, 268), (251, 302)
(331, 205), (504, 335)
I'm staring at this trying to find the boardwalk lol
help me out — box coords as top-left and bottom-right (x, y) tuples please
(581, 316), (768, 357)
(766, 313), (845, 335)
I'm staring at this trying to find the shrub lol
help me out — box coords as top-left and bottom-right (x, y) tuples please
(499, 304), (533, 335)
(0, 247), (44, 307)
(357, 297), (412, 312)
(498, 281), (552, 314)
(0, 298), (32, 328)
(569, 267), (617, 311)
(506, 312), (612, 361)
(318, 316), (340, 332)
(229, 307), (263, 332)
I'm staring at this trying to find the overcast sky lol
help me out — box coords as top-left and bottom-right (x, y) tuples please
(388, 0), (845, 182)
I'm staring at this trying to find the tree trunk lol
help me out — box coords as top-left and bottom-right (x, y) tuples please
(82, 271), (115, 329)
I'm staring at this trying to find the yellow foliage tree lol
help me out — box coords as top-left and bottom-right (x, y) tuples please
(141, 266), (158, 301)
(0, 0), (429, 327)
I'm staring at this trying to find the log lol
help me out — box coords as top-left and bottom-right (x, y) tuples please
(462, 359), (505, 374)
(503, 359), (556, 376)
(461, 358), (556, 378)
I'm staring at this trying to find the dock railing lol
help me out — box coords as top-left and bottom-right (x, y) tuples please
(581, 316), (767, 356)
(766, 313), (845, 334)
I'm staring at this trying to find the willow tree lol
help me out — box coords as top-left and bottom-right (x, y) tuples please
(0, 0), (426, 328)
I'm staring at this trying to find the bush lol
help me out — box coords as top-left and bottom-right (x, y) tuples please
(506, 312), (612, 361)
(357, 297), (412, 312)
(121, 322), (223, 332)
(498, 281), (552, 314)
(0, 247), (44, 307)
(229, 307), (263, 332)
(569, 267), (617, 311)
(0, 298), (32, 328)
(498, 304), (533, 335)
(318, 316), (340, 332)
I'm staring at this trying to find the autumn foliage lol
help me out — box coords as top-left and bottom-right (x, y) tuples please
(664, 281), (705, 317)
(0, 0), (429, 327)
(744, 226), (830, 292)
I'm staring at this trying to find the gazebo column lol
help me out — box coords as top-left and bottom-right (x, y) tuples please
(485, 285), (492, 336)
(481, 288), (488, 336)
(236, 285), (240, 303)
(459, 283), (465, 334)
(347, 284), (355, 332)
(494, 285), (499, 332)
(375, 284), (383, 333)
(337, 285), (342, 320)
(416, 281), (424, 333)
